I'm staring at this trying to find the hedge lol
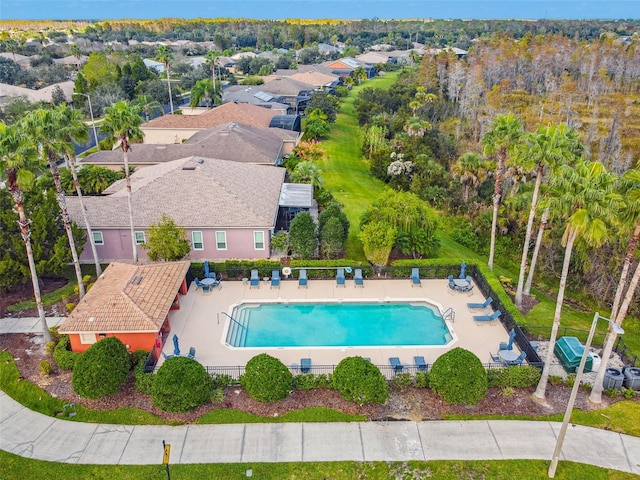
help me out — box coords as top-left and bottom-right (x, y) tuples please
(487, 366), (541, 388)
(152, 356), (213, 412)
(52, 335), (80, 371)
(429, 347), (488, 405)
(332, 356), (388, 405)
(241, 353), (293, 402)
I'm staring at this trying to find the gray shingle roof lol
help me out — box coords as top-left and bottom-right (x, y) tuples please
(66, 157), (285, 229)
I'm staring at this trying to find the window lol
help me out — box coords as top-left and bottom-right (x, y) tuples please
(254, 231), (265, 250)
(215, 231), (227, 250)
(192, 231), (203, 250)
(92, 231), (104, 245)
(79, 333), (96, 344)
(134, 231), (145, 245)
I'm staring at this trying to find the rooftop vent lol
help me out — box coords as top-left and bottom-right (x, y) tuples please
(131, 276), (143, 285)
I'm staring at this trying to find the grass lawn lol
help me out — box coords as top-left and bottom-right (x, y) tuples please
(0, 451), (636, 480)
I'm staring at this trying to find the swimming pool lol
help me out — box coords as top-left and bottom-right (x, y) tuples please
(224, 299), (455, 348)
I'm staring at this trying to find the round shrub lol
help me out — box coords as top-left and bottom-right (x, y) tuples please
(152, 356), (213, 412)
(332, 356), (388, 405)
(53, 335), (80, 370)
(72, 337), (130, 399)
(241, 353), (293, 402)
(429, 348), (487, 405)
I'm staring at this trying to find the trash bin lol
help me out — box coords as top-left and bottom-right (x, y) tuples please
(603, 367), (624, 390)
(623, 367), (640, 391)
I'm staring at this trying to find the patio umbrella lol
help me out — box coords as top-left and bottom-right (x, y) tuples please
(507, 328), (516, 351)
(172, 334), (181, 356)
(459, 261), (467, 279)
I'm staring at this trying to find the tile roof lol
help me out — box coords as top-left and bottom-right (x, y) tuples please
(142, 102), (277, 129)
(80, 122), (296, 166)
(58, 261), (190, 334)
(66, 156), (285, 229)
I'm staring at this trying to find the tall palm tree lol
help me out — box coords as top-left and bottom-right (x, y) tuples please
(481, 113), (523, 270)
(189, 78), (220, 109)
(589, 167), (640, 404)
(100, 101), (144, 263)
(205, 49), (221, 92)
(513, 123), (582, 307)
(57, 104), (103, 277)
(0, 122), (51, 343)
(133, 94), (163, 122)
(451, 152), (487, 203)
(533, 161), (619, 403)
(23, 108), (86, 299)
(155, 45), (174, 114)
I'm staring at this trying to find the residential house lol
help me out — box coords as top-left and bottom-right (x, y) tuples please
(248, 76), (316, 114)
(66, 156), (286, 264)
(140, 102), (279, 144)
(320, 57), (375, 79)
(58, 261), (190, 354)
(0, 80), (74, 107)
(53, 54), (88, 69)
(221, 87), (289, 114)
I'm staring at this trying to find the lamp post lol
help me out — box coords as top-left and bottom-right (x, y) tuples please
(548, 312), (624, 477)
(72, 92), (98, 149)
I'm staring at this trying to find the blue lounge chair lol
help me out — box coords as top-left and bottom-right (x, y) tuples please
(300, 357), (312, 373)
(270, 270), (281, 289)
(298, 268), (308, 288)
(250, 269), (260, 288)
(336, 268), (346, 287)
(204, 260), (216, 279)
(473, 310), (501, 323)
(354, 268), (364, 287)
(411, 268), (422, 287)
(389, 357), (403, 373)
(468, 297), (493, 310)
(414, 356), (428, 372)
(186, 347), (196, 359)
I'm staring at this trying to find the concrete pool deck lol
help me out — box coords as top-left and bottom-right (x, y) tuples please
(162, 277), (514, 370)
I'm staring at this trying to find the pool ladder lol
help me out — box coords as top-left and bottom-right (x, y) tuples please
(443, 307), (455, 323)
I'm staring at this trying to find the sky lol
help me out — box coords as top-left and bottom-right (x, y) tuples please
(1, 0), (639, 21)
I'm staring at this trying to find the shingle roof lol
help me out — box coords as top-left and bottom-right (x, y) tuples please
(58, 261), (190, 334)
(66, 156), (285, 229)
(0, 81), (74, 103)
(80, 122), (296, 167)
(142, 102), (277, 129)
(258, 77), (316, 96)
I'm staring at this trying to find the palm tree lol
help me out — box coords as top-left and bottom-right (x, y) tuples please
(205, 49), (221, 91)
(481, 113), (524, 270)
(23, 108), (86, 299)
(533, 161), (619, 403)
(155, 45), (174, 114)
(589, 167), (640, 404)
(451, 152), (486, 203)
(101, 101), (144, 263)
(353, 66), (367, 85)
(512, 124), (582, 308)
(289, 161), (323, 189)
(0, 122), (51, 343)
(189, 79), (220, 109)
(57, 104), (103, 277)
(133, 94), (163, 122)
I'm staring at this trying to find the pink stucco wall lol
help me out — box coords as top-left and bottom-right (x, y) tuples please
(78, 228), (271, 263)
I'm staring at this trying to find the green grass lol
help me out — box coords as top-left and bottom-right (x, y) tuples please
(196, 406), (366, 424)
(0, 451), (634, 480)
(321, 72), (399, 259)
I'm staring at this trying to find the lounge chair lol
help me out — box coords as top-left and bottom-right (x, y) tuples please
(468, 297), (493, 310)
(411, 267), (422, 287)
(354, 268), (364, 287)
(250, 269), (260, 288)
(204, 260), (216, 279)
(270, 270), (281, 289)
(389, 357), (404, 373)
(473, 310), (501, 323)
(507, 351), (527, 366)
(186, 347), (196, 359)
(414, 356), (428, 372)
(300, 357), (312, 374)
(298, 268), (308, 288)
(336, 268), (346, 287)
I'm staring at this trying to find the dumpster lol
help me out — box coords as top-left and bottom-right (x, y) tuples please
(554, 337), (594, 373)
(603, 367), (624, 390)
(623, 367), (640, 391)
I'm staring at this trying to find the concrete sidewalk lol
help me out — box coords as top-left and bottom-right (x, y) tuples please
(1, 392), (638, 473)
(0, 316), (65, 335)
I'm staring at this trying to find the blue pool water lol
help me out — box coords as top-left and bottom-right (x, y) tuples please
(227, 301), (451, 348)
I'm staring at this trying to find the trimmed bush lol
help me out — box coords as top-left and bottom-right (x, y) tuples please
(332, 356), (388, 405)
(429, 348), (487, 405)
(152, 356), (213, 412)
(486, 366), (541, 388)
(53, 335), (80, 371)
(241, 353), (293, 403)
(131, 350), (154, 394)
(39, 359), (52, 375)
(72, 337), (130, 399)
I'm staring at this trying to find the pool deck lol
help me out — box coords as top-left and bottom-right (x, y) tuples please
(162, 276), (515, 370)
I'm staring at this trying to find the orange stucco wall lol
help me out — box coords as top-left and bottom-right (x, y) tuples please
(69, 332), (159, 353)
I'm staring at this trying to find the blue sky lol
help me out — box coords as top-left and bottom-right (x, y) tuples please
(1, 0), (639, 21)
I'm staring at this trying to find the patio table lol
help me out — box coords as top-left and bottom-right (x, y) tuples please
(499, 350), (519, 363)
(201, 277), (216, 286)
(453, 278), (469, 289)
